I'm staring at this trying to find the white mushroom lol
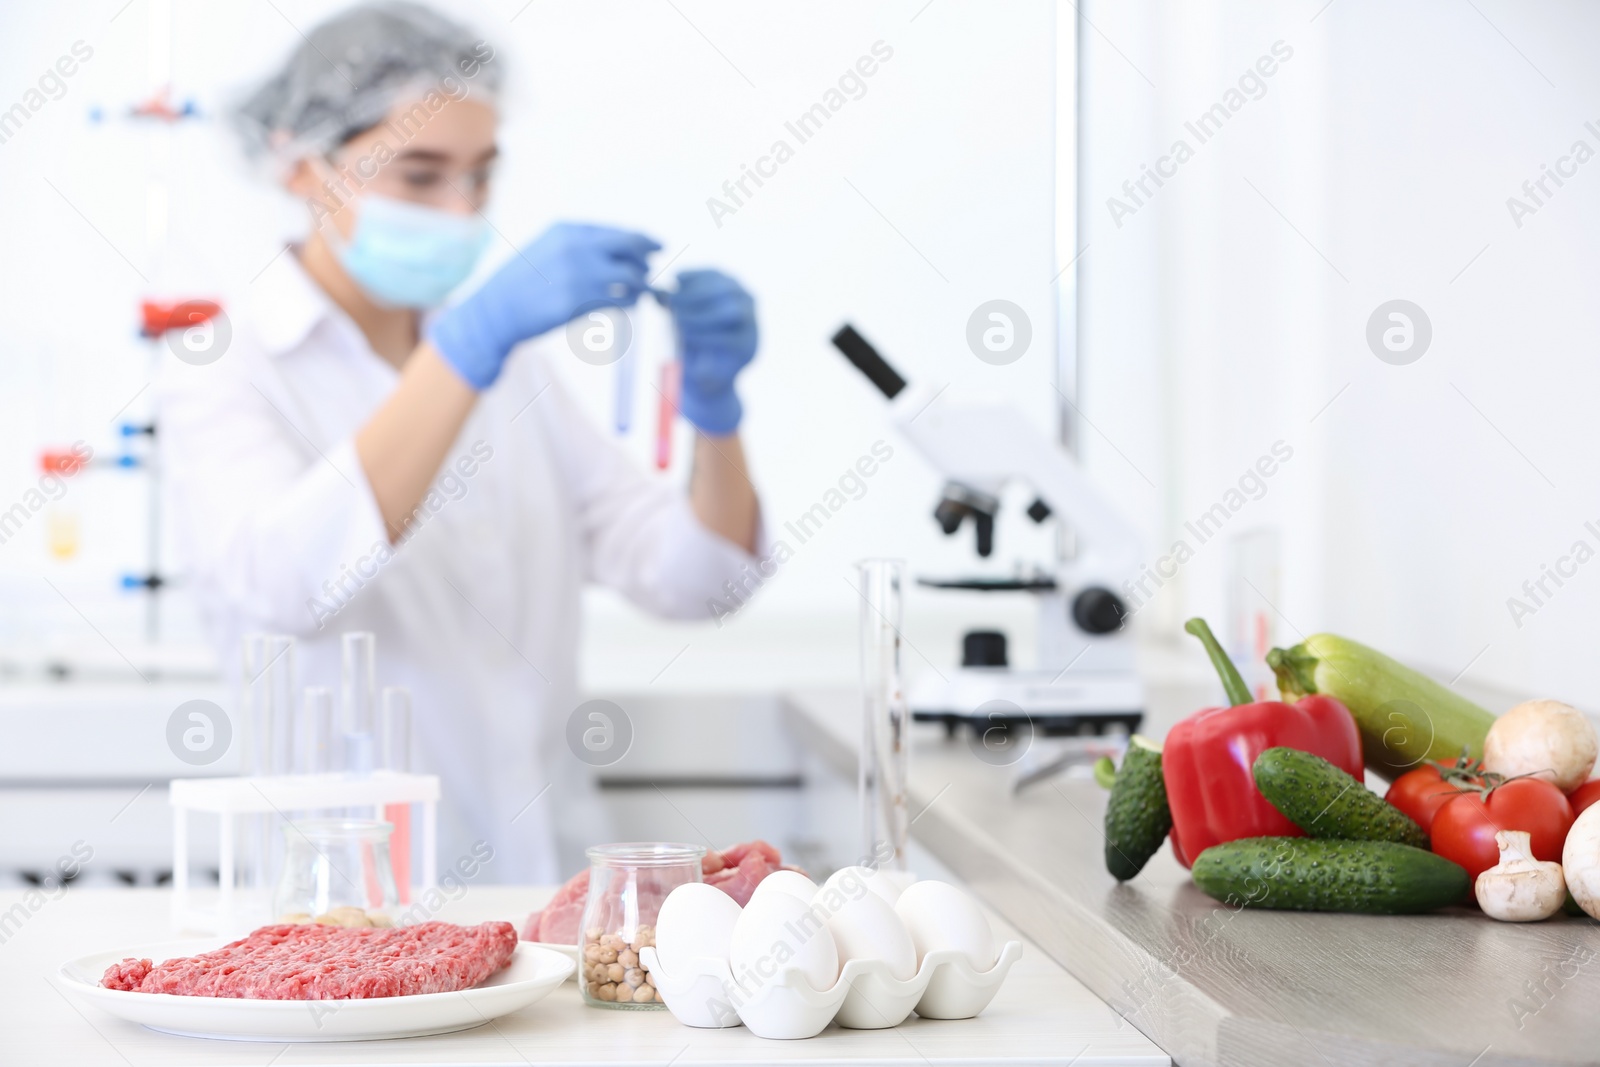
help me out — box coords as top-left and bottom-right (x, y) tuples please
(1476, 830), (1564, 922)
(1483, 699), (1598, 792)
(1565, 803), (1600, 920)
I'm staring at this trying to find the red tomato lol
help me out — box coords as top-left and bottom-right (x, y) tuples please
(1430, 779), (1574, 882)
(1384, 765), (1465, 833)
(1569, 780), (1600, 818)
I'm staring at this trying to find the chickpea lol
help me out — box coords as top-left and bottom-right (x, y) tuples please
(584, 924), (669, 1007)
(314, 909), (373, 928)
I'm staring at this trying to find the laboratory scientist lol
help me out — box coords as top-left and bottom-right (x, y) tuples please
(159, 2), (764, 883)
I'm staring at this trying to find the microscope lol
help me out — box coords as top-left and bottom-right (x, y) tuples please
(831, 325), (1144, 750)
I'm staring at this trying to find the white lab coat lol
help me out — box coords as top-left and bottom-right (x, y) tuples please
(158, 253), (760, 883)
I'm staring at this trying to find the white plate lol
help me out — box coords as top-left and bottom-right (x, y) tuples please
(526, 940), (580, 981)
(55, 938), (574, 1042)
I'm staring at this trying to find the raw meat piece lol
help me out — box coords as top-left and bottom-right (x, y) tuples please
(717, 840), (782, 869)
(100, 920), (516, 1000)
(100, 958), (152, 991)
(521, 868), (589, 943)
(704, 840), (782, 906)
(520, 840), (797, 943)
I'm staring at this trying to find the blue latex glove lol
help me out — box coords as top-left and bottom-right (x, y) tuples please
(429, 222), (660, 390)
(664, 269), (758, 435)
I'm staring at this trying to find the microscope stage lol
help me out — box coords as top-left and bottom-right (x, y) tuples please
(909, 667), (1143, 737)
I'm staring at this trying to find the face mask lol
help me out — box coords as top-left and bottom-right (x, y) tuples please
(331, 194), (490, 308)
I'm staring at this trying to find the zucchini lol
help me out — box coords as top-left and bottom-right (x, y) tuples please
(1191, 837), (1469, 914)
(1268, 633), (1494, 779)
(1102, 736), (1171, 881)
(1252, 746), (1428, 849)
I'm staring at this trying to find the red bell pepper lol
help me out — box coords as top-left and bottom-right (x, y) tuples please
(1165, 619), (1363, 867)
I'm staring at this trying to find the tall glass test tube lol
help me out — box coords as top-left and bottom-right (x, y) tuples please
(237, 634), (267, 890)
(381, 686), (413, 903)
(261, 636), (295, 888)
(239, 634), (266, 775)
(856, 559), (910, 872)
(259, 636), (296, 775)
(300, 686), (334, 774)
(340, 632), (377, 773)
(242, 634), (294, 891)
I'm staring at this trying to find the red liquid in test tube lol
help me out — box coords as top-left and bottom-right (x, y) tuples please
(655, 360), (681, 470)
(381, 686), (413, 905)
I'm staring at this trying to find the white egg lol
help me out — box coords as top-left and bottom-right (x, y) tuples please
(893, 880), (996, 970)
(821, 884), (917, 980)
(822, 865), (905, 908)
(749, 869), (820, 906)
(730, 888), (839, 991)
(655, 882), (742, 975)
(869, 868), (918, 907)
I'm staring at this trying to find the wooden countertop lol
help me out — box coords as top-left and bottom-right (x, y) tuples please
(5, 885), (1166, 1066)
(783, 687), (1600, 1067)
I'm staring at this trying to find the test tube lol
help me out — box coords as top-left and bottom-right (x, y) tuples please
(248, 634), (295, 893)
(300, 686), (334, 774)
(655, 359), (681, 470)
(340, 632), (376, 735)
(260, 636), (296, 775)
(614, 335), (637, 433)
(239, 633), (266, 776)
(380, 686), (412, 772)
(381, 686), (413, 904)
(237, 634), (267, 890)
(340, 632), (376, 775)
(649, 287), (680, 468)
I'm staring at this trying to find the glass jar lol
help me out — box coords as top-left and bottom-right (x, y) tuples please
(272, 818), (399, 927)
(578, 842), (705, 1009)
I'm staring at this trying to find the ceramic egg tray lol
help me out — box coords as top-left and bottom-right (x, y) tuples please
(639, 940), (1023, 1040)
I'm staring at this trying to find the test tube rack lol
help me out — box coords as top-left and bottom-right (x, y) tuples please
(168, 771), (439, 936)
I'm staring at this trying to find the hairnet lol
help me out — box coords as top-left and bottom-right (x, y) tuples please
(233, 2), (500, 165)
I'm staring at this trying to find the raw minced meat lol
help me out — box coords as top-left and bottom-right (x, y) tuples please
(100, 920), (517, 999)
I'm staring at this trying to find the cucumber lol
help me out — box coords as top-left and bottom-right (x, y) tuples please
(1103, 736), (1171, 881)
(1191, 837), (1469, 914)
(1268, 633), (1495, 780)
(1252, 747), (1428, 849)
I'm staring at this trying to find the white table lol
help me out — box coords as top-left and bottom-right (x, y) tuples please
(2, 885), (1168, 1066)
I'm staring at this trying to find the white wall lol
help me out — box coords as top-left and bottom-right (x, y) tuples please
(1081, 0), (1600, 705)
(10, 0), (1593, 709)
(0, 1), (1065, 689)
